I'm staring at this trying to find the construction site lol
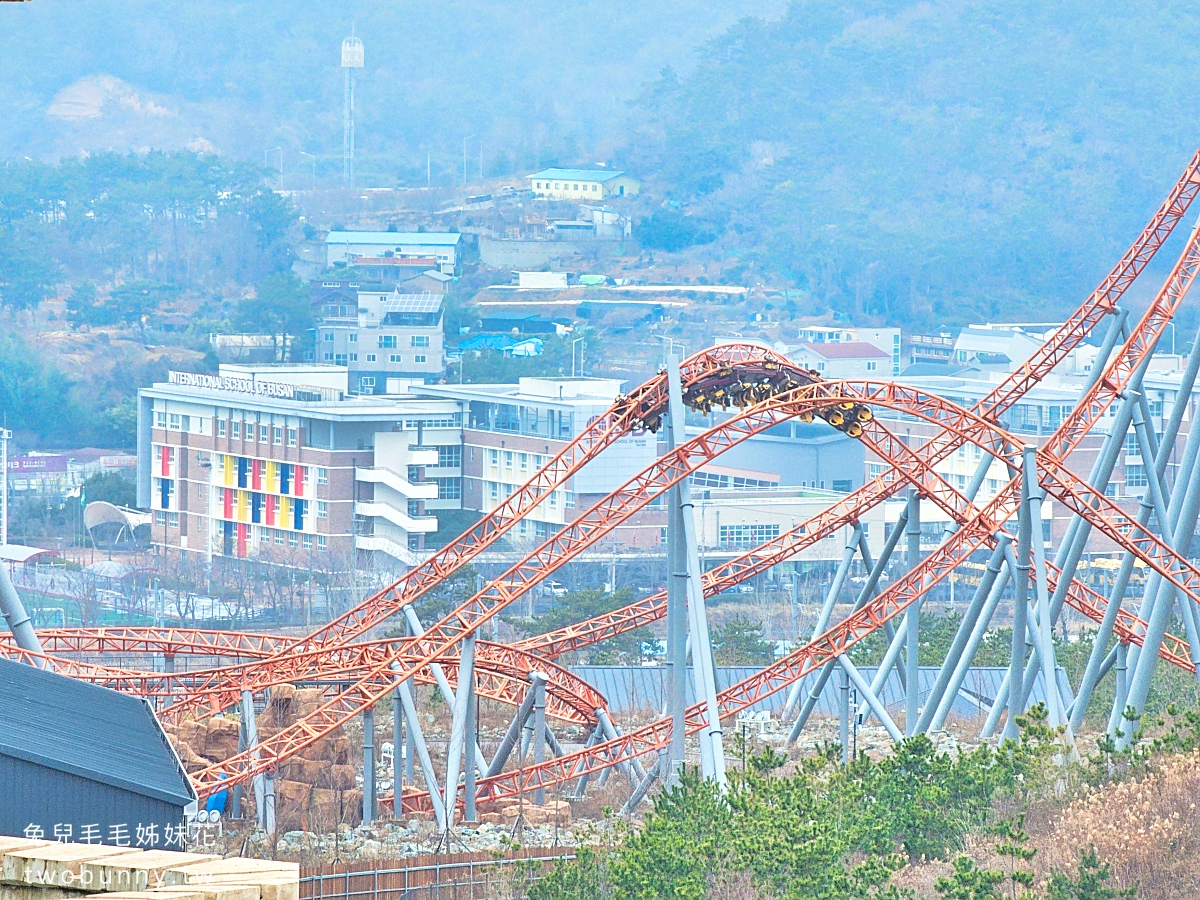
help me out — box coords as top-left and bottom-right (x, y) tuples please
(9, 146), (1200, 896)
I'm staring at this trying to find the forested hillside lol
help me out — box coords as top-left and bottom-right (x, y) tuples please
(0, 0), (783, 183)
(627, 1), (1200, 328)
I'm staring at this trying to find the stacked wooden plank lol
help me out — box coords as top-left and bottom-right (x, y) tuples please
(0, 837), (297, 900)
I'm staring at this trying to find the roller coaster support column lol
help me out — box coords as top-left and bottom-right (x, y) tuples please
(621, 755), (662, 816)
(0, 564), (44, 665)
(905, 491), (922, 735)
(1114, 643), (1129, 726)
(1024, 447), (1068, 731)
(837, 656), (902, 742)
(668, 350), (726, 787)
(664, 366), (687, 782)
(1119, 403), (1200, 748)
(464, 650), (478, 824)
(532, 673), (547, 805)
(393, 686), (403, 798)
(241, 690), (271, 833)
(444, 629), (476, 832)
(1000, 468), (1033, 742)
(791, 513), (904, 741)
(396, 679), (446, 832)
(837, 666), (850, 763)
(363, 705), (376, 824)
(918, 538), (1009, 733)
(783, 522), (866, 730)
(1132, 395), (1200, 667)
(401, 605), (487, 778)
(570, 727), (601, 800)
(487, 679), (538, 778)
(928, 539), (1012, 732)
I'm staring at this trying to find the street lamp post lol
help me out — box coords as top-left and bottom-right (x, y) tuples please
(462, 135), (475, 186)
(299, 151), (317, 191)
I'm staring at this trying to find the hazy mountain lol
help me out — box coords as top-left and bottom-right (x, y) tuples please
(629, 1), (1200, 329)
(0, 0), (786, 183)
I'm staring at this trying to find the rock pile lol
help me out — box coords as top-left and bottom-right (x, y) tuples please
(162, 685), (362, 830)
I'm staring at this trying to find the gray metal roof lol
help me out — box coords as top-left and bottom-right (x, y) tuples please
(0, 658), (195, 806)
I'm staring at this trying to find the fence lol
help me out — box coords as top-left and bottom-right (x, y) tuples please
(299, 849), (575, 900)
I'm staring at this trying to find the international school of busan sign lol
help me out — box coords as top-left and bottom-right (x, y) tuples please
(168, 370), (297, 399)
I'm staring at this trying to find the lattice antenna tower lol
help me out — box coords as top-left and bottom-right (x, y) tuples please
(342, 28), (364, 187)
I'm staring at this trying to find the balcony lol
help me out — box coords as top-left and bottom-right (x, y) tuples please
(354, 500), (439, 534)
(356, 466), (439, 500)
(355, 534), (423, 566)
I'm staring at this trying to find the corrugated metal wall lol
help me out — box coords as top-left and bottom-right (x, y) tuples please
(569, 665), (1073, 720)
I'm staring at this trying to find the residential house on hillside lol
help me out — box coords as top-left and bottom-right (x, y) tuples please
(528, 168), (640, 201)
(325, 231), (462, 273)
(788, 341), (891, 378)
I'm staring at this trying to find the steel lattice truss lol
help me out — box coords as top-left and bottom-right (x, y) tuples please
(7, 148), (1200, 820)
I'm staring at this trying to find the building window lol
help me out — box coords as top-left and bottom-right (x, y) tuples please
(260, 424), (269, 442)
(317, 501), (328, 519)
(317, 467), (328, 485)
(155, 510), (166, 526)
(434, 477), (462, 500)
(367, 354), (377, 362)
(324, 332), (334, 342)
(519, 452), (528, 471)
(379, 335), (398, 349)
(414, 354), (427, 363)
(390, 354), (402, 363)
(504, 451), (513, 468)
(866, 361), (877, 372)
(350, 353), (358, 362)
(302, 535), (313, 550)
(260, 528), (270, 544)
(287, 427), (297, 447)
(169, 413), (181, 430)
(719, 523), (781, 550)
(167, 512), (179, 528)
(832, 479), (853, 492)
(411, 335), (430, 348)
(231, 420), (240, 439)
(437, 445), (461, 468)
(489, 481), (499, 501)
(335, 354), (348, 366)
(275, 530), (285, 545)
(348, 333), (358, 343)
(217, 419), (227, 438)
(317, 535), (328, 551)
(323, 352), (333, 361)
(1126, 464), (1148, 488)
(155, 411), (167, 428)
(273, 426), (283, 445)
(288, 533), (298, 547)
(489, 448), (499, 467)
(360, 376), (376, 391)
(565, 491), (575, 508)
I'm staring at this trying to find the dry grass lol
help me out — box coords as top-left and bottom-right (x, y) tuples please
(1031, 751), (1200, 898)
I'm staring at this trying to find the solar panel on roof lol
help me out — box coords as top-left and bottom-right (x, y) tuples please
(384, 292), (443, 313)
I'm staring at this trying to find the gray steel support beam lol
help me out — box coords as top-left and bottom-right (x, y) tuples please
(665, 407), (687, 779)
(400, 686), (410, 801)
(464, 657), (477, 823)
(838, 655), (903, 742)
(782, 522), (868, 724)
(241, 690), (269, 832)
(0, 564), (45, 665)
(363, 706), (376, 825)
(918, 538), (1009, 732)
(486, 682), (538, 778)
(444, 630), (476, 832)
(787, 513), (904, 742)
(532, 672), (547, 805)
(1001, 496), (1031, 742)
(597, 707), (646, 784)
(401, 605), (487, 777)
(905, 491), (922, 735)
(570, 727), (601, 800)
(262, 771), (276, 836)
(620, 755), (661, 816)
(837, 665), (850, 763)
(930, 550), (1012, 732)
(1024, 447), (1069, 731)
(396, 679), (446, 832)
(668, 351), (726, 786)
